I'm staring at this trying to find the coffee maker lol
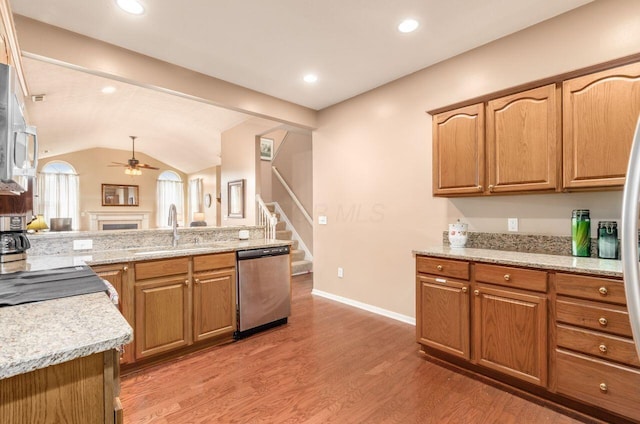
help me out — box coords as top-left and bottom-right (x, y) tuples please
(0, 215), (31, 267)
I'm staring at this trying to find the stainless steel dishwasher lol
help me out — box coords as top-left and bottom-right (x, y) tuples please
(235, 245), (290, 339)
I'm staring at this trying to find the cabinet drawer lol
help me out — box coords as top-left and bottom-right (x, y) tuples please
(556, 273), (625, 305)
(475, 263), (547, 292)
(135, 257), (189, 280)
(556, 349), (640, 422)
(193, 252), (236, 272)
(556, 324), (640, 367)
(556, 298), (632, 337)
(416, 256), (469, 280)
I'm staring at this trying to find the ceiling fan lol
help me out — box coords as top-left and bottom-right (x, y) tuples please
(109, 136), (159, 175)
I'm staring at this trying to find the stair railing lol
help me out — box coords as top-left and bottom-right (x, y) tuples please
(271, 166), (313, 226)
(256, 194), (277, 240)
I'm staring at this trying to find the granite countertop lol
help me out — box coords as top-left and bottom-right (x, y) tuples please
(0, 238), (291, 380)
(0, 292), (132, 380)
(25, 238), (293, 270)
(414, 246), (623, 278)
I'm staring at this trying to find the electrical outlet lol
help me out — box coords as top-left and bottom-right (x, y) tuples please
(319, 215), (328, 225)
(337, 267), (344, 278)
(508, 218), (519, 232)
(73, 239), (93, 250)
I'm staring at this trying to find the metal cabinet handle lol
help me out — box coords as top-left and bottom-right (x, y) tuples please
(123, 266), (128, 272)
(599, 383), (608, 393)
(488, 184), (494, 192)
(195, 278), (200, 285)
(598, 287), (608, 296)
(436, 265), (443, 271)
(598, 317), (608, 327)
(184, 279), (189, 286)
(504, 274), (511, 281)
(461, 287), (468, 293)
(474, 290), (480, 296)
(598, 344), (608, 353)
(477, 185), (483, 191)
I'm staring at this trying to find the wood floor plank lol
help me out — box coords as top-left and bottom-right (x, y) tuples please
(121, 274), (584, 423)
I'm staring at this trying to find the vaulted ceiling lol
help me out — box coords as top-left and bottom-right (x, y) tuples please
(9, 0), (593, 173)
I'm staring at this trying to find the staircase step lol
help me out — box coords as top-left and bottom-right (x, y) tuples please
(276, 230), (292, 240)
(276, 221), (287, 231)
(291, 249), (305, 261)
(266, 204), (275, 213)
(292, 260), (313, 275)
(290, 240), (299, 250)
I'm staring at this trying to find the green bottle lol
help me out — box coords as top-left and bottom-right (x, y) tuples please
(572, 209), (591, 257)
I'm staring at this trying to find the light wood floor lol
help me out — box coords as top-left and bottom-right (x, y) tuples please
(121, 274), (582, 423)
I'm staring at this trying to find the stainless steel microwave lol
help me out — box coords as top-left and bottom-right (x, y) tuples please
(0, 63), (37, 193)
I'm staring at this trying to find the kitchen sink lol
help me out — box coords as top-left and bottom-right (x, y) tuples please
(133, 245), (223, 256)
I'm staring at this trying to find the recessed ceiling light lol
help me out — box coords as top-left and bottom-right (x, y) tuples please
(116, 0), (145, 15)
(303, 74), (318, 83)
(398, 19), (419, 33)
(101, 86), (116, 94)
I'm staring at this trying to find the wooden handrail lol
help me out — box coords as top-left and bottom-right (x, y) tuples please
(271, 166), (312, 226)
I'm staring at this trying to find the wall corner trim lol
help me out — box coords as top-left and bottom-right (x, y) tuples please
(310, 289), (416, 326)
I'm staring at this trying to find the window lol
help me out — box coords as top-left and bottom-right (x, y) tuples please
(157, 171), (184, 227)
(37, 161), (80, 230)
(188, 178), (203, 222)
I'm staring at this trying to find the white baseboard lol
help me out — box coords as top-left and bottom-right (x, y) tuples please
(311, 289), (416, 326)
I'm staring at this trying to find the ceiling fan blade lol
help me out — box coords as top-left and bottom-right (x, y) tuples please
(108, 162), (128, 167)
(138, 164), (160, 170)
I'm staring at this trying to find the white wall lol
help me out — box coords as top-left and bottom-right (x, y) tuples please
(187, 166), (218, 226)
(39, 147), (187, 230)
(259, 129), (286, 202)
(313, 0), (640, 319)
(220, 118), (280, 226)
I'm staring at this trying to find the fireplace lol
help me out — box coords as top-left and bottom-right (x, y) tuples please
(87, 211), (151, 231)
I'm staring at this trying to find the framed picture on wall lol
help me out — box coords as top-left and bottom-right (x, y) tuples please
(228, 179), (245, 218)
(260, 137), (274, 161)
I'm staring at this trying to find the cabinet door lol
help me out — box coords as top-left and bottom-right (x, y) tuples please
(92, 263), (134, 365)
(473, 284), (547, 387)
(193, 268), (236, 342)
(0, 352), (109, 424)
(486, 84), (560, 193)
(93, 265), (126, 313)
(135, 276), (191, 359)
(417, 275), (470, 359)
(432, 103), (485, 196)
(563, 61), (640, 189)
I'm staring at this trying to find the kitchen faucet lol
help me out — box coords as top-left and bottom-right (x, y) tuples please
(168, 203), (179, 247)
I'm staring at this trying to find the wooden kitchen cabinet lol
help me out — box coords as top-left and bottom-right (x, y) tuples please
(193, 253), (236, 342)
(92, 263), (134, 364)
(432, 103), (485, 196)
(134, 257), (191, 359)
(415, 254), (640, 422)
(430, 57), (640, 197)
(562, 61), (640, 189)
(553, 272), (640, 421)
(556, 350), (640, 423)
(415, 256), (548, 386)
(486, 84), (560, 193)
(416, 274), (470, 359)
(0, 350), (121, 424)
(131, 253), (238, 363)
(473, 283), (548, 387)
